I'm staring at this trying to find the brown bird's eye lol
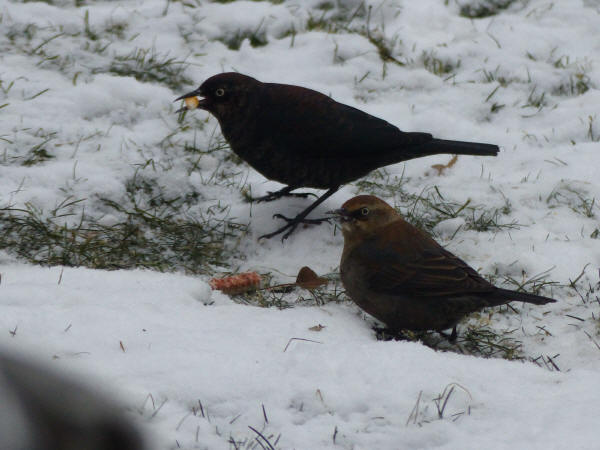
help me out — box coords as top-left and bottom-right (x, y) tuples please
(361, 207), (369, 216)
(215, 88), (225, 97)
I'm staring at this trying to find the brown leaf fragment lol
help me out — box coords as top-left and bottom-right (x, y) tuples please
(430, 154), (459, 176)
(309, 324), (326, 332)
(296, 266), (328, 289)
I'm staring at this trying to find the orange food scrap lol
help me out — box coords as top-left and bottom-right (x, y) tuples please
(209, 272), (261, 295)
(184, 96), (200, 110)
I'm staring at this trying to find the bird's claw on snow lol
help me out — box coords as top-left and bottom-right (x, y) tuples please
(438, 326), (458, 342)
(251, 191), (281, 203)
(251, 191), (318, 203)
(271, 214), (330, 225)
(283, 191), (318, 200)
(258, 222), (298, 242)
(258, 214), (331, 241)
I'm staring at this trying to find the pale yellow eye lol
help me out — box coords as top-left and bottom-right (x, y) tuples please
(215, 88), (225, 97)
(361, 207), (369, 216)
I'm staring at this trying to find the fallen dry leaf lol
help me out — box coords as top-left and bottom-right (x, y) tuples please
(260, 266), (328, 292)
(295, 266), (328, 290)
(308, 324), (326, 332)
(430, 154), (458, 176)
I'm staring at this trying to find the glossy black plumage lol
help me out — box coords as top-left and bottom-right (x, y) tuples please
(176, 73), (499, 239)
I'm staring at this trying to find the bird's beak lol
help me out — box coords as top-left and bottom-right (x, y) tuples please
(327, 208), (351, 222)
(174, 88), (208, 112)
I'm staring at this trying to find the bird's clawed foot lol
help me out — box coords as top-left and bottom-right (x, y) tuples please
(438, 326), (458, 342)
(258, 214), (331, 241)
(375, 326), (458, 344)
(273, 213), (330, 226)
(257, 187), (339, 241)
(373, 327), (411, 341)
(250, 186), (317, 203)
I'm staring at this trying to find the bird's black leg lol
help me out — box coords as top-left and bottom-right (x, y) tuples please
(439, 326), (458, 342)
(259, 187), (339, 241)
(250, 185), (318, 203)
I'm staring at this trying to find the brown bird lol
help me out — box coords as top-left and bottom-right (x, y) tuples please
(175, 73), (500, 240)
(332, 195), (556, 340)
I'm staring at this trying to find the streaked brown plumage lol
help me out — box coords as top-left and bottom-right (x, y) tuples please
(333, 195), (556, 338)
(175, 73), (499, 240)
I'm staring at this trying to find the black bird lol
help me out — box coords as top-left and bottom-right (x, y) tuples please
(175, 73), (499, 240)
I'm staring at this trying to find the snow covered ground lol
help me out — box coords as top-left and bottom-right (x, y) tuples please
(1, 0), (600, 448)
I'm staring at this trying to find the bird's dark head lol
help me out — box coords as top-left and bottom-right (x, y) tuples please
(330, 195), (400, 239)
(174, 72), (261, 119)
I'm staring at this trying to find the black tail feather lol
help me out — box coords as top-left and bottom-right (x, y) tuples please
(496, 288), (557, 305)
(423, 138), (500, 157)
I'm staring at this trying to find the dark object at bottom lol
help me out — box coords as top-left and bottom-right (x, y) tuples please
(0, 351), (146, 450)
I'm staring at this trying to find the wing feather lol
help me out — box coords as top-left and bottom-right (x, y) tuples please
(351, 227), (494, 299)
(258, 83), (432, 158)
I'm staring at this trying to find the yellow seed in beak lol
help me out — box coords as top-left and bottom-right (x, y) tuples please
(184, 96), (200, 110)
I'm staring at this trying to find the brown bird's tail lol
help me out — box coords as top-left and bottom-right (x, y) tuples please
(495, 288), (557, 305)
(420, 138), (500, 156)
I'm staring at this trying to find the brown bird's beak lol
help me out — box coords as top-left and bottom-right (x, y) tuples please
(327, 208), (351, 222)
(174, 88), (208, 113)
